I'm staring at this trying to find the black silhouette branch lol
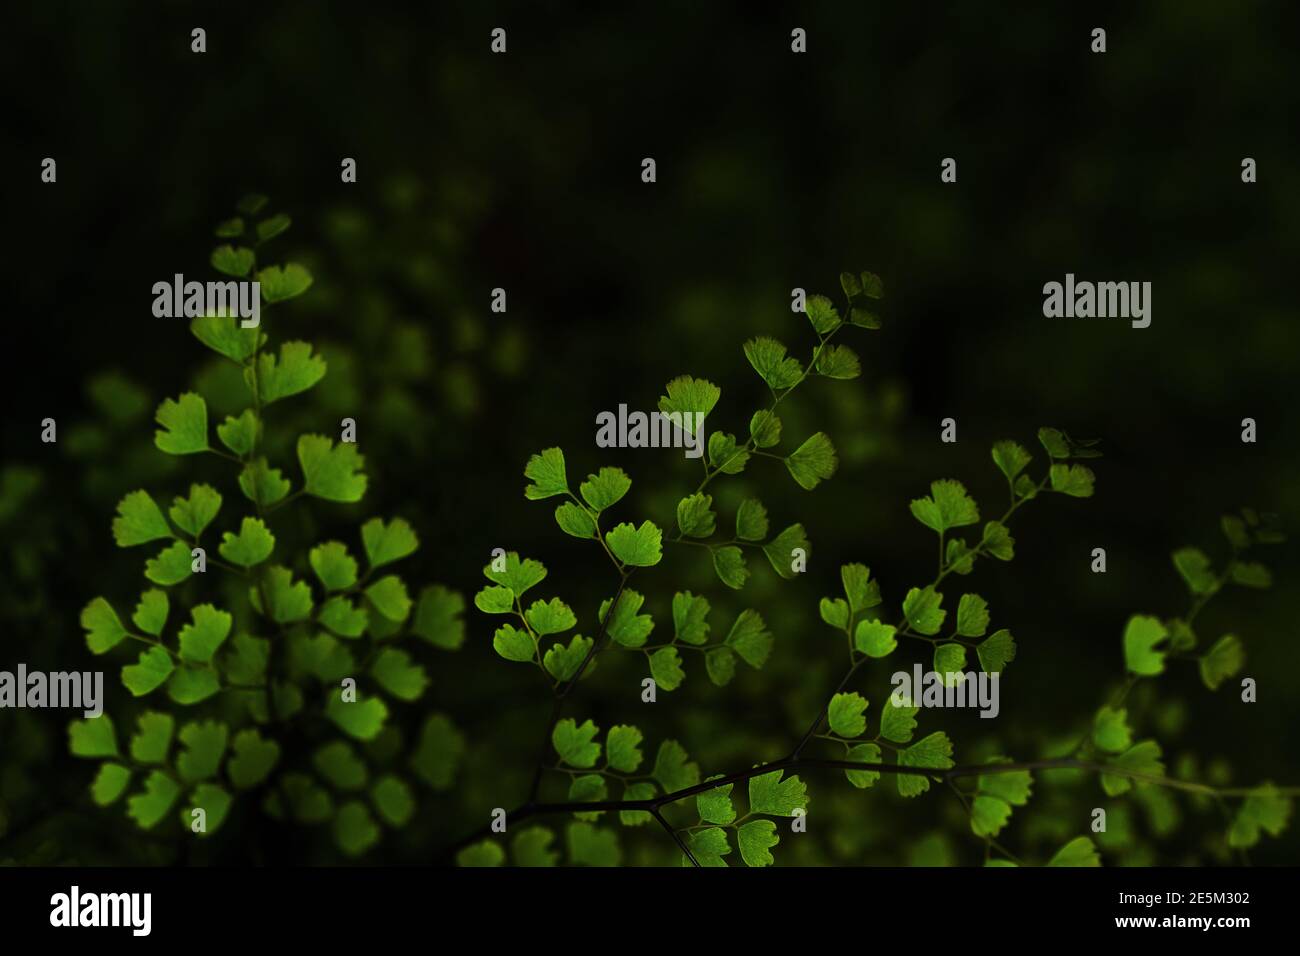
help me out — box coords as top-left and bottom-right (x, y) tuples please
(442, 752), (1299, 860)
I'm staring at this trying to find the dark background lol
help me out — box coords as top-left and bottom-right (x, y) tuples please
(1, 0), (1296, 865)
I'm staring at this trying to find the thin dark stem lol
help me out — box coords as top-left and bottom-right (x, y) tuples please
(791, 656), (867, 758)
(652, 808), (699, 867)
(525, 698), (564, 805)
(442, 753), (1287, 859)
